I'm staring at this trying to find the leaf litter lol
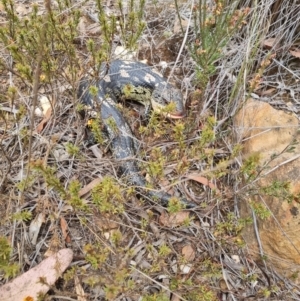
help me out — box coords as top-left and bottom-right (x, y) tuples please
(1, 0), (300, 300)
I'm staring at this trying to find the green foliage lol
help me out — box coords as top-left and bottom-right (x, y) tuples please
(86, 0), (145, 75)
(0, 0), (80, 86)
(65, 142), (80, 157)
(84, 243), (109, 269)
(83, 243), (135, 299)
(31, 160), (67, 198)
(140, 103), (184, 139)
(117, 0), (146, 49)
(16, 175), (35, 192)
(169, 265), (218, 300)
(260, 180), (293, 202)
(189, 1), (249, 88)
(89, 85), (99, 97)
(241, 153), (260, 181)
(63, 266), (77, 282)
(201, 258), (222, 278)
(141, 293), (170, 301)
(139, 110), (167, 137)
(0, 237), (19, 278)
(18, 127), (30, 145)
(184, 285), (218, 301)
(86, 0), (145, 74)
(249, 200), (271, 220)
(6, 85), (17, 101)
(198, 116), (216, 147)
(88, 118), (105, 144)
(290, 271), (300, 281)
(215, 212), (250, 236)
(104, 267), (131, 298)
(32, 161), (88, 211)
(91, 176), (124, 213)
(147, 147), (166, 180)
(12, 210), (32, 222)
(159, 102), (177, 117)
(14, 104), (27, 122)
(258, 287), (271, 298)
(86, 38), (106, 75)
(167, 197), (187, 213)
(158, 244), (172, 257)
(172, 121), (186, 150)
(110, 229), (123, 246)
(0, 0), (289, 299)
(68, 180), (89, 211)
(106, 116), (118, 133)
(123, 83), (134, 98)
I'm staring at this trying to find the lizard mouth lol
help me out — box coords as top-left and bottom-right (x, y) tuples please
(168, 111), (186, 119)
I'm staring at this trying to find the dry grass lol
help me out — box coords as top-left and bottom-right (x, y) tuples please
(0, 0), (300, 300)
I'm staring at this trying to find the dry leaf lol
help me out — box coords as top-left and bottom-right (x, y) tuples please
(159, 211), (190, 227)
(159, 178), (175, 195)
(171, 295), (181, 301)
(44, 248), (56, 258)
(36, 106), (52, 133)
(186, 173), (220, 193)
(61, 204), (74, 212)
(231, 254), (240, 264)
(0, 106), (19, 114)
(40, 96), (52, 115)
(259, 88), (276, 96)
(179, 264), (192, 274)
(0, 249), (73, 301)
(290, 49), (300, 58)
(77, 16), (87, 38)
(89, 145), (103, 159)
(263, 38), (276, 49)
(93, 215), (119, 231)
(173, 17), (189, 34)
(36, 96), (54, 133)
(29, 213), (45, 245)
(181, 244), (195, 262)
(219, 278), (229, 291)
(79, 177), (103, 197)
(74, 274), (87, 301)
(53, 145), (70, 162)
(15, 3), (31, 16)
(86, 23), (101, 35)
(60, 217), (71, 244)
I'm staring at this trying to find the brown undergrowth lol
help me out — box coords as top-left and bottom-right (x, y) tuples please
(0, 0), (300, 300)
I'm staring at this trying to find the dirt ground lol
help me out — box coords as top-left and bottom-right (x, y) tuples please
(1, 0), (300, 300)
